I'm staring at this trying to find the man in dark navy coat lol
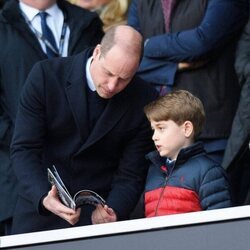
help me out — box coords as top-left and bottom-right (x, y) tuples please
(0, 0), (103, 235)
(10, 25), (158, 234)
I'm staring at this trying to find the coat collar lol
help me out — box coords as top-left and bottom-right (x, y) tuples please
(1, 0), (100, 57)
(65, 48), (130, 152)
(64, 49), (91, 143)
(57, 0), (103, 55)
(1, 0), (47, 59)
(146, 141), (206, 167)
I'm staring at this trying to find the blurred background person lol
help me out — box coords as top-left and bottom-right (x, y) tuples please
(68, 0), (131, 31)
(0, 0), (103, 236)
(68, 0), (110, 10)
(128, 0), (248, 164)
(222, 1), (250, 206)
(0, 0), (7, 8)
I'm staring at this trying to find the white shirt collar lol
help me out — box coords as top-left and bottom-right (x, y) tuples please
(19, 1), (60, 21)
(86, 56), (96, 91)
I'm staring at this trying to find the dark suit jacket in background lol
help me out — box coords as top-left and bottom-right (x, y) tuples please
(0, 0), (103, 224)
(10, 48), (158, 234)
(222, 2), (250, 205)
(128, 0), (248, 140)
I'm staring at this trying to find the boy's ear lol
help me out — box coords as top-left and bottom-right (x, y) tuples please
(183, 121), (194, 138)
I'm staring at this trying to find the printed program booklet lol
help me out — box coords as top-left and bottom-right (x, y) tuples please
(47, 165), (106, 210)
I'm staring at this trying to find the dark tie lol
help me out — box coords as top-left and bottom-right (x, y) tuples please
(161, 0), (176, 33)
(39, 12), (58, 58)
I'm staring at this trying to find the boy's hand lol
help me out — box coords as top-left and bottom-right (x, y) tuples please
(91, 204), (117, 224)
(43, 185), (81, 225)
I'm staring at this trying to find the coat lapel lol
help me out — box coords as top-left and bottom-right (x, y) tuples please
(2, 0), (47, 59)
(65, 52), (90, 142)
(65, 78), (89, 143)
(78, 92), (129, 151)
(58, 0), (103, 55)
(65, 49), (131, 154)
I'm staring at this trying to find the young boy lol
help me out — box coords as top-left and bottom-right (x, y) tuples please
(144, 90), (232, 217)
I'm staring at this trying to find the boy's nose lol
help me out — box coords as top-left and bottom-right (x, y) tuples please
(152, 131), (158, 141)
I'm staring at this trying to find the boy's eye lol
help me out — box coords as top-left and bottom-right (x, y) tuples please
(159, 127), (165, 131)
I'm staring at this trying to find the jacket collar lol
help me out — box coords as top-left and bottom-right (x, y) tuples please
(1, 0), (100, 56)
(65, 48), (131, 152)
(1, 0), (47, 58)
(57, 0), (103, 55)
(64, 48), (92, 143)
(146, 141), (206, 167)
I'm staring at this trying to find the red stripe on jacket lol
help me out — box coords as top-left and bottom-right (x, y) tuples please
(145, 186), (202, 217)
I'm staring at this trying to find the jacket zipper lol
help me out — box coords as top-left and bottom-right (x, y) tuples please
(154, 160), (177, 216)
(154, 177), (168, 216)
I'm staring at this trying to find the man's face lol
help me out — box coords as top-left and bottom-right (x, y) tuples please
(90, 45), (139, 99)
(20, 0), (57, 10)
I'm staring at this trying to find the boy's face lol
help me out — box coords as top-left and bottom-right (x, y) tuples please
(150, 120), (192, 160)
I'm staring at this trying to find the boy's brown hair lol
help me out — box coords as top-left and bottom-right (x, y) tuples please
(144, 90), (205, 139)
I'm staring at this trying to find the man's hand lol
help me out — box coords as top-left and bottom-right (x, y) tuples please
(91, 204), (117, 224)
(43, 185), (81, 225)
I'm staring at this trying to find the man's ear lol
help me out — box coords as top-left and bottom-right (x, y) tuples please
(93, 44), (101, 59)
(183, 121), (194, 138)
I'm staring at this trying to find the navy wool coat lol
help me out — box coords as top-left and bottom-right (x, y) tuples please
(0, 0), (104, 223)
(10, 48), (158, 234)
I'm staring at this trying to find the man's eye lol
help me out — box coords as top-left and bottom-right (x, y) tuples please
(105, 71), (112, 76)
(102, 68), (112, 76)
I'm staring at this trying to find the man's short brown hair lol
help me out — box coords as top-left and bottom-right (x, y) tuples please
(144, 90), (205, 139)
(99, 25), (143, 60)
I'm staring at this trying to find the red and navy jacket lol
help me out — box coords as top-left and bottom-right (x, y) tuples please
(145, 142), (232, 217)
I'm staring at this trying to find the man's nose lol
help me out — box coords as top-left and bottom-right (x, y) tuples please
(107, 77), (118, 91)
